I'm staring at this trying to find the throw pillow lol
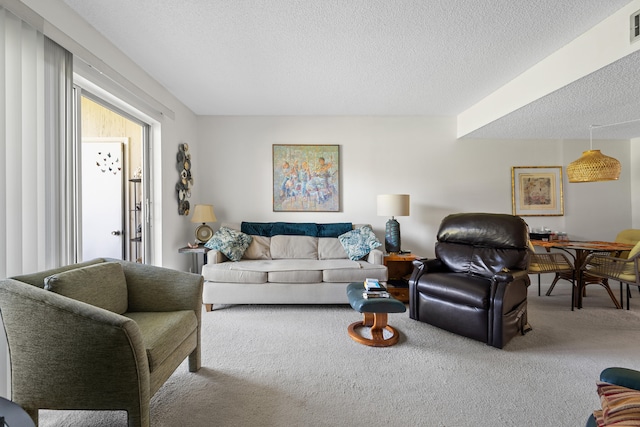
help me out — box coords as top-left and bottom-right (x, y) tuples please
(594, 381), (640, 426)
(338, 226), (382, 261)
(43, 262), (128, 314)
(205, 226), (253, 261)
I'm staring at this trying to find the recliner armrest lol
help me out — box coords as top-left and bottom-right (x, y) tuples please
(412, 258), (442, 270)
(492, 269), (529, 284)
(408, 258), (443, 287)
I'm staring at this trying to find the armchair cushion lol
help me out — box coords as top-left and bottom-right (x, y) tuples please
(43, 262), (128, 314)
(124, 311), (197, 373)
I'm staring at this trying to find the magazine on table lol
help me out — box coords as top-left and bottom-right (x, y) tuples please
(364, 278), (386, 291)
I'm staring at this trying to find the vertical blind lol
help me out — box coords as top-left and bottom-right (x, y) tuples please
(0, 7), (72, 279)
(0, 6), (72, 397)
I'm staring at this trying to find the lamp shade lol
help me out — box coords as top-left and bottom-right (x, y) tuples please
(377, 194), (410, 217)
(567, 150), (621, 183)
(191, 204), (217, 223)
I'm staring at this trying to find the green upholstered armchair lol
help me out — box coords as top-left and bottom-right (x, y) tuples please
(0, 258), (203, 427)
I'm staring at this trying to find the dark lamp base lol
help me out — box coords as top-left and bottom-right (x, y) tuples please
(385, 218), (401, 254)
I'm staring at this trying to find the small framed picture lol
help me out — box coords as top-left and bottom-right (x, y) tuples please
(511, 166), (564, 216)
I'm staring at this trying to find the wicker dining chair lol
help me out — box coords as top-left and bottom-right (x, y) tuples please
(581, 241), (640, 310)
(528, 248), (576, 309)
(613, 229), (640, 258)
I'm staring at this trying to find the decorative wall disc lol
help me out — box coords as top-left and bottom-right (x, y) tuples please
(177, 142), (193, 215)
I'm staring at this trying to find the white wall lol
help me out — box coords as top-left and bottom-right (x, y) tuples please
(196, 116), (633, 258)
(562, 139), (632, 240)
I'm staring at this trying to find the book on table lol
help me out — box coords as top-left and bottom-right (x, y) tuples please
(362, 291), (390, 299)
(364, 278), (386, 291)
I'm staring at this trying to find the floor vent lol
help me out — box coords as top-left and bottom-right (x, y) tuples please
(632, 9), (640, 44)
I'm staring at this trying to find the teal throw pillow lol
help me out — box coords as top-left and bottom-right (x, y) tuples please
(338, 226), (382, 260)
(205, 226), (253, 261)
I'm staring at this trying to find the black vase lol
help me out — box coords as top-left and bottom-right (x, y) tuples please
(385, 218), (401, 253)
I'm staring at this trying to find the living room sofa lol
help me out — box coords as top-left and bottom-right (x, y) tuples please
(0, 258), (203, 427)
(201, 222), (387, 310)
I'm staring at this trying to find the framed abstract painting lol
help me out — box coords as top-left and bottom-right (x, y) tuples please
(273, 144), (340, 212)
(511, 166), (564, 216)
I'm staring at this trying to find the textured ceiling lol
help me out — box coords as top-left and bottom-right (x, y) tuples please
(61, 0), (639, 139)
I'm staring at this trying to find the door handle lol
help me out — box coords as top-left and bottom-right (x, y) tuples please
(111, 231), (122, 236)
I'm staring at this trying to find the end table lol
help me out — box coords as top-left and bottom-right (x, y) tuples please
(383, 253), (420, 303)
(178, 245), (210, 274)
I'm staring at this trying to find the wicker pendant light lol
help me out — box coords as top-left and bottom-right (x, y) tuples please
(567, 149), (621, 183)
(567, 124), (622, 183)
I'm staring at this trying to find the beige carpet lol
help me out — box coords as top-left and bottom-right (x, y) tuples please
(40, 284), (640, 426)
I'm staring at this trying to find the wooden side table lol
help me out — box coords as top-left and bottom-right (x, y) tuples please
(384, 253), (420, 303)
(178, 245), (210, 274)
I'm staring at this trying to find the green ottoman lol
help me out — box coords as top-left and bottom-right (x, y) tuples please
(346, 282), (406, 347)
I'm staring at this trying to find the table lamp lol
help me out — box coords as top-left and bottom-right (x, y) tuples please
(191, 204), (217, 243)
(377, 194), (410, 254)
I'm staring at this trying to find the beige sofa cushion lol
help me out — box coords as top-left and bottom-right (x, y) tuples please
(270, 235), (318, 259)
(323, 261), (388, 283)
(203, 263), (268, 284)
(268, 270), (323, 283)
(318, 238), (349, 260)
(243, 235), (272, 260)
(44, 262), (128, 314)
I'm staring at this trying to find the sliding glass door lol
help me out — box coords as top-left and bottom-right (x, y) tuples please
(73, 88), (151, 263)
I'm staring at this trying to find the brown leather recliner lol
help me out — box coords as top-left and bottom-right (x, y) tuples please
(408, 213), (532, 349)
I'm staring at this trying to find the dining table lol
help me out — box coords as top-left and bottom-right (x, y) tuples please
(531, 239), (636, 309)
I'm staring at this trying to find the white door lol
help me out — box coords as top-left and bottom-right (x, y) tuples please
(81, 141), (125, 260)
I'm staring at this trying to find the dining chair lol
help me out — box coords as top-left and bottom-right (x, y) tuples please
(528, 244), (576, 309)
(578, 229), (640, 306)
(613, 229), (640, 301)
(614, 229), (640, 258)
(581, 241), (640, 310)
